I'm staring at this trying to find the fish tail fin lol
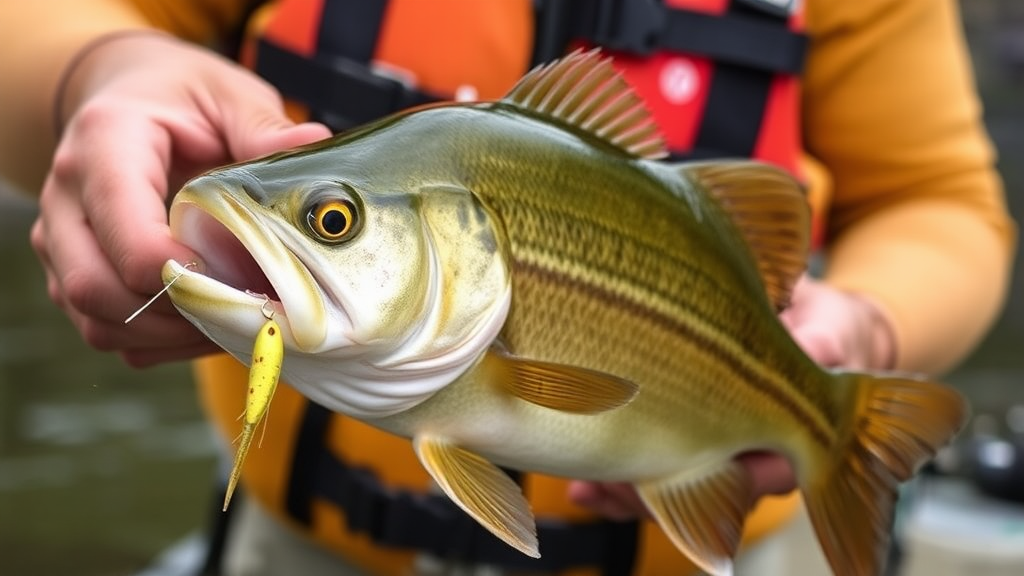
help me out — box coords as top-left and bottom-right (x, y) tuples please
(803, 372), (967, 576)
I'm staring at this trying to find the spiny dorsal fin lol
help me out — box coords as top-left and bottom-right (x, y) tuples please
(503, 49), (668, 160)
(684, 161), (811, 310)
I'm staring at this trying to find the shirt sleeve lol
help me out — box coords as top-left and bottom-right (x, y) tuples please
(803, 0), (1016, 375)
(0, 0), (251, 193)
(120, 0), (256, 45)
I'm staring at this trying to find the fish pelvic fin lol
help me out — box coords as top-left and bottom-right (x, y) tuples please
(502, 49), (668, 160)
(682, 161), (810, 311)
(413, 434), (539, 558)
(636, 459), (754, 576)
(804, 372), (968, 576)
(483, 348), (639, 414)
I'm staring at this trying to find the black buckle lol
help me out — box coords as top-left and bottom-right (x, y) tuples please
(589, 0), (666, 55)
(538, 0), (807, 75)
(332, 56), (436, 113)
(255, 39), (439, 132)
(737, 0), (798, 19)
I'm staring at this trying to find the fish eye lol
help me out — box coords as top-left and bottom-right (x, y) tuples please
(307, 198), (359, 243)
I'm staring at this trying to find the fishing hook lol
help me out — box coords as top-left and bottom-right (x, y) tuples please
(245, 290), (276, 320)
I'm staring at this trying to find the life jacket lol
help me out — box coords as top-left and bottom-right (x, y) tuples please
(199, 1), (815, 575)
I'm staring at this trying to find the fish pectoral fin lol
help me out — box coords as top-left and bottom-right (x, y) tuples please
(637, 459), (754, 576)
(682, 161), (810, 311)
(413, 434), (539, 558)
(485, 349), (639, 414)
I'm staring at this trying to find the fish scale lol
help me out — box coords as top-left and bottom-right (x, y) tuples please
(458, 142), (835, 442)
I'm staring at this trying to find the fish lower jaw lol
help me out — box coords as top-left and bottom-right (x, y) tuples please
(163, 259), (336, 353)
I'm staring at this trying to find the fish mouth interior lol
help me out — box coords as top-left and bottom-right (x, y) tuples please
(184, 208), (280, 304)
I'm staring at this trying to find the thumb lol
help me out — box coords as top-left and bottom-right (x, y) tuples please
(221, 91), (332, 161)
(787, 323), (845, 368)
(236, 116), (332, 161)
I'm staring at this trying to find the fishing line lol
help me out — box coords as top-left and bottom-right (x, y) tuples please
(123, 261), (197, 324)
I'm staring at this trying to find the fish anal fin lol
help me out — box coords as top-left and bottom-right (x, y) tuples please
(804, 373), (967, 576)
(502, 49), (667, 160)
(484, 349), (639, 414)
(637, 459), (754, 576)
(684, 161), (810, 311)
(413, 434), (539, 558)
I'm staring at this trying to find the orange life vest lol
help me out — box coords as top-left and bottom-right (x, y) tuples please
(200, 1), (811, 574)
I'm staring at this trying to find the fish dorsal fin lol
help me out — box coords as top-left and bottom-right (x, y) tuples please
(684, 161), (811, 310)
(636, 459), (754, 576)
(503, 49), (667, 160)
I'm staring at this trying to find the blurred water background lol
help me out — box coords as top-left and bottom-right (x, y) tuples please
(2, 2), (1024, 574)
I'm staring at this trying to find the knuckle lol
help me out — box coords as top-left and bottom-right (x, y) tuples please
(118, 252), (159, 294)
(69, 101), (122, 134)
(61, 268), (106, 317)
(46, 281), (66, 311)
(80, 319), (117, 352)
(29, 221), (47, 258)
(48, 144), (83, 185)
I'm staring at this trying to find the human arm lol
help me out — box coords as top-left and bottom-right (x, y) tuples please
(0, 1), (330, 366)
(803, 0), (1014, 376)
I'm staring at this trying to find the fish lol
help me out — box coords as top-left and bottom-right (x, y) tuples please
(161, 49), (967, 576)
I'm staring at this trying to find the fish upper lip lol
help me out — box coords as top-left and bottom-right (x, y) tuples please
(166, 186), (330, 352)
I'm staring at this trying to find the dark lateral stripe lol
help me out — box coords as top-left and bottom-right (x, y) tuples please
(514, 258), (834, 449)
(504, 208), (752, 344)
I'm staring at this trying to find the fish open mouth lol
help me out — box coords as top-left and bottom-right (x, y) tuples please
(163, 185), (329, 352)
(181, 208), (280, 303)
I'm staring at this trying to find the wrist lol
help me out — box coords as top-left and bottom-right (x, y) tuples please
(52, 28), (171, 135)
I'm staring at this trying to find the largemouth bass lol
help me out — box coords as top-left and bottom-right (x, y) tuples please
(162, 50), (966, 576)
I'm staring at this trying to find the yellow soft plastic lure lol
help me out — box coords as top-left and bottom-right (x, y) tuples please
(222, 312), (284, 510)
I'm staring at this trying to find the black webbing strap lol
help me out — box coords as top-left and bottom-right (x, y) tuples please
(317, 0), (389, 63)
(255, 0), (439, 132)
(254, 38), (439, 133)
(286, 401), (640, 575)
(534, 0), (807, 74)
(536, 0), (805, 160)
(689, 1), (782, 159)
(198, 481), (241, 576)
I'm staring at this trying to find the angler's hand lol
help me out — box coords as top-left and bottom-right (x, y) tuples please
(780, 275), (897, 371)
(568, 276), (898, 519)
(30, 31), (330, 367)
(566, 453), (797, 521)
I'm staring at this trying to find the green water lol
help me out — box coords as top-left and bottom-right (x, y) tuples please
(0, 194), (219, 576)
(2, 3), (1024, 574)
